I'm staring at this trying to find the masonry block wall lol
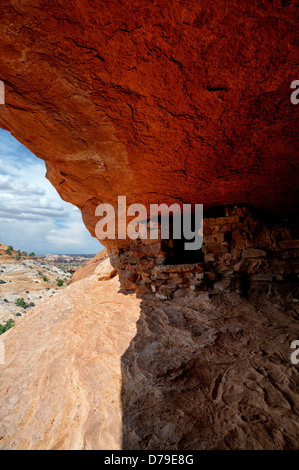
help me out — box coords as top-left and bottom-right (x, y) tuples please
(110, 206), (299, 299)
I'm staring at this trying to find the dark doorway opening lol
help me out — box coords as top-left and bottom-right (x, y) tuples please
(166, 237), (204, 265)
(164, 213), (204, 265)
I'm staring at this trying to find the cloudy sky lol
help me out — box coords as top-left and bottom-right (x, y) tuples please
(0, 129), (102, 254)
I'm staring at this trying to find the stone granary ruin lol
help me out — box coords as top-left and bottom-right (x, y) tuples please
(0, 0), (298, 451)
(112, 205), (299, 299)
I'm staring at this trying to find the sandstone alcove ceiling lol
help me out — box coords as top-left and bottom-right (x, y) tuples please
(0, 0), (298, 255)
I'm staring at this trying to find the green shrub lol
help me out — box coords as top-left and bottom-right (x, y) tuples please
(15, 298), (28, 309)
(42, 276), (48, 282)
(14, 298), (35, 309)
(56, 279), (64, 287)
(0, 319), (15, 335)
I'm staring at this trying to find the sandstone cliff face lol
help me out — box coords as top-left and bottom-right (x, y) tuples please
(0, 1), (298, 252)
(70, 249), (108, 283)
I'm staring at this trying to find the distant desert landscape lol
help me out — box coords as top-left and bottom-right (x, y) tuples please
(0, 243), (90, 325)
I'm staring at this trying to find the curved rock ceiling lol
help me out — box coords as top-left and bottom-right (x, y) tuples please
(0, 1), (298, 250)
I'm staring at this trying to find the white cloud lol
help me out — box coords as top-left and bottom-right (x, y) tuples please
(0, 174), (45, 195)
(0, 129), (102, 254)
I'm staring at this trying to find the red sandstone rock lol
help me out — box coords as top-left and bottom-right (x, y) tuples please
(0, 2), (298, 253)
(70, 249), (108, 283)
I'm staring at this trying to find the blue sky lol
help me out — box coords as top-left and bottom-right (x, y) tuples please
(0, 129), (102, 254)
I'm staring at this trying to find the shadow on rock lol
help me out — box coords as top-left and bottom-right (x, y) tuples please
(121, 291), (299, 450)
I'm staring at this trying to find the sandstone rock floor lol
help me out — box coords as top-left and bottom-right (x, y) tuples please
(0, 275), (298, 450)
